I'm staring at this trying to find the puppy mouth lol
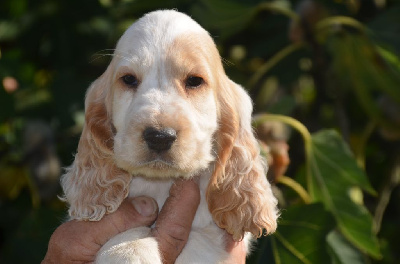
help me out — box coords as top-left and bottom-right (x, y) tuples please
(131, 158), (194, 179)
(139, 159), (176, 170)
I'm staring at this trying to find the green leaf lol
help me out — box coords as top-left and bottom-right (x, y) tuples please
(310, 130), (375, 195)
(308, 130), (381, 258)
(266, 203), (335, 264)
(192, 0), (298, 40)
(192, 0), (257, 39)
(327, 230), (366, 264)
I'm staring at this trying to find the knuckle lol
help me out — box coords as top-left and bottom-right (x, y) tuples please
(167, 222), (189, 242)
(154, 222), (189, 250)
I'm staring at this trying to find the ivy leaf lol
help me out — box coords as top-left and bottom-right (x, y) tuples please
(308, 130), (381, 258)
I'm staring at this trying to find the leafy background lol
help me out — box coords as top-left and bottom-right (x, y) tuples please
(0, 0), (399, 263)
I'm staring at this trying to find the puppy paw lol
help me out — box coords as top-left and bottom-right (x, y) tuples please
(96, 227), (162, 264)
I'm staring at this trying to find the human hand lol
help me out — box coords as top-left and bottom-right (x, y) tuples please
(42, 179), (200, 264)
(42, 179), (246, 264)
(41, 195), (159, 264)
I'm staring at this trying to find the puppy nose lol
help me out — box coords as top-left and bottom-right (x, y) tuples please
(143, 127), (177, 152)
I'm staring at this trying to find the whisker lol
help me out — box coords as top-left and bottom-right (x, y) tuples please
(92, 49), (133, 57)
(221, 56), (234, 67)
(89, 53), (114, 64)
(89, 49), (136, 65)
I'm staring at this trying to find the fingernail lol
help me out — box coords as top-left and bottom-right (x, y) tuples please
(131, 196), (158, 217)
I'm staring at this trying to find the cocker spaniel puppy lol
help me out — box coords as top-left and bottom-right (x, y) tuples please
(61, 10), (278, 263)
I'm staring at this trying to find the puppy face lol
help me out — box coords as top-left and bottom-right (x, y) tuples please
(110, 11), (221, 178)
(62, 11), (278, 236)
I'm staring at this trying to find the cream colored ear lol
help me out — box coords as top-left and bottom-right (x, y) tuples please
(207, 77), (278, 241)
(60, 67), (131, 221)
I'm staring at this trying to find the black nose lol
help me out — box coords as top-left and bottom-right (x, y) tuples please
(143, 127), (177, 152)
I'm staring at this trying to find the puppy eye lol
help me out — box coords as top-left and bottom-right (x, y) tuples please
(185, 76), (204, 89)
(121, 74), (139, 88)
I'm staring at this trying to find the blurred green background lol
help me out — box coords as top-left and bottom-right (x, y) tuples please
(0, 0), (399, 263)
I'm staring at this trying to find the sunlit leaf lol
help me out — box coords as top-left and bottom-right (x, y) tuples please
(308, 130), (381, 258)
(376, 46), (400, 73)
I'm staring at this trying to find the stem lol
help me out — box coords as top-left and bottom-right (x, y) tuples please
(355, 121), (376, 169)
(253, 114), (314, 197)
(257, 2), (300, 21)
(247, 43), (304, 89)
(277, 175), (311, 204)
(274, 231), (312, 264)
(315, 16), (367, 34)
(374, 157), (400, 233)
(253, 114), (311, 145)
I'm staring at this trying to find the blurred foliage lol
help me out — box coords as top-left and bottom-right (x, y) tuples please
(1, 0), (399, 263)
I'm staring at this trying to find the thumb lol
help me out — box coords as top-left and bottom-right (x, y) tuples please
(92, 196), (159, 247)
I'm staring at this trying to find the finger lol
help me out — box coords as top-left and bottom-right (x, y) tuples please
(151, 179), (200, 264)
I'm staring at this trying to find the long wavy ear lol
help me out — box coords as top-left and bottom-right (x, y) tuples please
(207, 77), (278, 241)
(61, 66), (131, 221)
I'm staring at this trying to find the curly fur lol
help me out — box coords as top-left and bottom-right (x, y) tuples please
(208, 79), (277, 241)
(61, 66), (132, 220)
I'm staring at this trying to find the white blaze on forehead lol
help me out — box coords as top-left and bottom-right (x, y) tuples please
(116, 10), (207, 55)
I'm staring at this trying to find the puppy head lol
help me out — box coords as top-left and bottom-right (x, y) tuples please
(62, 10), (221, 220)
(111, 11), (220, 178)
(62, 10), (278, 235)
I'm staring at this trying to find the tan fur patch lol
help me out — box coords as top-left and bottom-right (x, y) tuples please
(166, 33), (223, 98)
